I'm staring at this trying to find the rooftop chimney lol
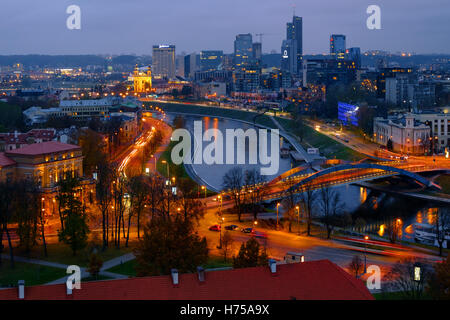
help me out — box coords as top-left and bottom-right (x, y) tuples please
(268, 259), (277, 274)
(197, 266), (205, 282)
(171, 268), (179, 286)
(18, 280), (25, 299)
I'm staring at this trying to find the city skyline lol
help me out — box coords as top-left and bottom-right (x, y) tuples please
(0, 0), (449, 55)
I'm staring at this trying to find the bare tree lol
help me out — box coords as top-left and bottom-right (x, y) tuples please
(298, 182), (317, 236)
(223, 167), (245, 222)
(244, 169), (267, 221)
(176, 178), (205, 224)
(348, 255), (364, 278)
(96, 160), (115, 249)
(281, 178), (299, 233)
(384, 257), (433, 300)
(433, 207), (450, 257)
(127, 175), (149, 245)
(318, 186), (345, 239)
(221, 231), (234, 262)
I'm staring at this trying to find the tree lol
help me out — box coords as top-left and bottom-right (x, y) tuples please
(385, 218), (402, 244)
(58, 206), (90, 256)
(87, 253), (104, 280)
(223, 167), (244, 222)
(281, 178), (300, 233)
(318, 186), (345, 239)
(134, 216), (208, 276)
(221, 231), (234, 262)
(79, 129), (107, 176)
(0, 181), (16, 267)
(14, 179), (40, 254)
(233, 238), (268, 269)
(57, 175), (90, 255)
(127, 175), (149, 243)
(433, 207), (450, 257)
(176, 178), (205, 223)
(427, 255), (450, 300)
(384, 257), (433, 300)
(96, 159), (115, 249)
(348, 255), (364, 278)
(298, 183), (317, 236)
(244, 169), (267, 221)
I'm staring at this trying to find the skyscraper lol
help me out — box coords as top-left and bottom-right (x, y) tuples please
(200, 50), (223, 72)
(152, 45), (176, 80)
(252, 42), (262, 62)
(330, 35), (346, 59)
(184, 53), (200, 79)
(234, 34), (253, 69)
(286, 16), (303, 75)
(346, 47), (361, 69)
(281, 39), (297, 76)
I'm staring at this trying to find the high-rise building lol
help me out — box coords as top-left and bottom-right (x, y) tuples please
(286, 16), (303, 75)
(152, 45), (176, 80)
(281, 39), (298, 76)
(184, 53), (200, 79)
(252, 42), (262, 62)
(346, 47), (361, 69)
(233, 65), (261, 92)
(200, 50), (223, 72)
(234, 34), (253, 69)
(330, 35), (346, 59)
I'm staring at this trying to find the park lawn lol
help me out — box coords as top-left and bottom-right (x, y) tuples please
(0, 261), (66, 288)
(373, 291), (432, 300)
(157, 140), (216, 196)
(11, 241), (137, 268)
(105, 255), (232, 277)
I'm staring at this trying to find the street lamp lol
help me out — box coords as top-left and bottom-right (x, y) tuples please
(276, 203), (281, 230)
(218, 217), (225, 249)
(201, 185), (206, 198)
(296, 205), (300, 234)
(364, 235), (369, 274)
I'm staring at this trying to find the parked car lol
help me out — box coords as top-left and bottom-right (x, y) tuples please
(225, 225), (238, 231)
(241, 227), (253, 233)
(209, 224), (221, 232)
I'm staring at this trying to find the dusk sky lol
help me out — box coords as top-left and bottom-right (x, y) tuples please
(1, 0), (449, 55)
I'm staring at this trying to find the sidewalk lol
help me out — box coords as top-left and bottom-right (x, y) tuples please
(1, 252), (135, 285)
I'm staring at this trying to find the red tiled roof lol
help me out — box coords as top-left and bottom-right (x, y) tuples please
(5, 141), (80, 156)
(0, 129), (55, 145)
(0, 260), (374, 300)
(0, 152), (16, 167)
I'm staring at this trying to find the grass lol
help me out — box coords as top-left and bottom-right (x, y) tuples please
(0, 261), (66, 288)
(10, 241), (137, 268)
(373, 291), (432, 300)
(157, 139), (216, 196)
(105, 255), (232, 277)
(106, 259), (138, 277)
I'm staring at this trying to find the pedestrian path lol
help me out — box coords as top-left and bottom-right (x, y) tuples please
(1, 251), (136, 285)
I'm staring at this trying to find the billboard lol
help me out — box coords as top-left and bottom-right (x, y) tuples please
(338, 102), (359, 126)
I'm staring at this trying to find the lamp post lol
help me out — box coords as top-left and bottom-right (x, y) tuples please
(276, 203), (281, 230)
(218, 217), (224, 249)
(364, 235), (369, 274)
(296, 205), (300, 234)
(201, 185), (206, 199)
